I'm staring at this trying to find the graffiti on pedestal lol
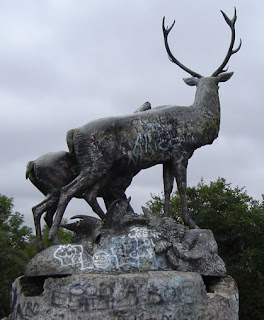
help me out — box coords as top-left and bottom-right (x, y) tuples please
(53, 227), (161, 271)
(54, 244), (84, 269)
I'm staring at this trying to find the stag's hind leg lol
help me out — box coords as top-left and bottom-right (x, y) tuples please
(172, 155), (198, 229)
(83, 182), (106, 220)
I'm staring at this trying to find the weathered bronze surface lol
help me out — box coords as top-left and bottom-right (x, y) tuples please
(26, 9), (241, 247)
(27, 103), (149, 250)
(26, 151), (138, 250)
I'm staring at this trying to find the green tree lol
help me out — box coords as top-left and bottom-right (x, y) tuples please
(0, 194), (75, 317)
(0, 194), (33, 318)
(147, 178), (264, 320)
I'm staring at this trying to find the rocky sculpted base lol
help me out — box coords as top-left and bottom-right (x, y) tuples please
(26, 206), (227, 277)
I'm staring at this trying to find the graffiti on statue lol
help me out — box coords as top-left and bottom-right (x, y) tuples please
(25, 9), (241, 248)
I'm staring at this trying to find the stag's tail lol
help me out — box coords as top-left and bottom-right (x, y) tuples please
(66, 129), (76, 157)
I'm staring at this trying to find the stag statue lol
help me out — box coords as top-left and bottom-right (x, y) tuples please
(48, 9), (241, 243)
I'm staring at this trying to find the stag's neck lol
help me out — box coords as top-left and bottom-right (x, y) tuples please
(192, 81), (220, 116)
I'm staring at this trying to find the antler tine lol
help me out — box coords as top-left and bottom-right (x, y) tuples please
(162, 17), (202, 78)
(212, 7), (242, 77)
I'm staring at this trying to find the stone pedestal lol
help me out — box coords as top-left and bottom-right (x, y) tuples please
(9, 271), (238, 320)
(9, 209), (239, 319)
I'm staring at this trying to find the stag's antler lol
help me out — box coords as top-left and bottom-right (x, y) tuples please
(212, 7), (242, 76)
(162, 17), (202, 78)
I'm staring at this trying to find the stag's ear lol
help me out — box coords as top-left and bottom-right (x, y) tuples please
(183, 77), (198, 86)
(217, 72), (234, 83)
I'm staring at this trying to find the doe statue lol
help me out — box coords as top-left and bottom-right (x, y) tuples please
(47, 9), (240, 244)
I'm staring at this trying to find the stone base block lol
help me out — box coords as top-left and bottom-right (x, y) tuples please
(9, 271), (238, 320)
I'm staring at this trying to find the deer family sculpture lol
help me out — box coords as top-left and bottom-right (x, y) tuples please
(26, 104), (151, 250)
(27, 151), (140, 250)
(47, 9), (240, 243)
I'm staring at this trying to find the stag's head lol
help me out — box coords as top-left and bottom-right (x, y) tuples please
(162, 8), (241, 89)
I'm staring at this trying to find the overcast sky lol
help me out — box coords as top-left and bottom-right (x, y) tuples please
(0, 0), (263, 229)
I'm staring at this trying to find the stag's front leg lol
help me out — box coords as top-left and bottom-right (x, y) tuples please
(173, 156), (198, 229)
(163, 162), (174, 217)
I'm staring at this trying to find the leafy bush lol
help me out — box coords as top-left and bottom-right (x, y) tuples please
(147, 178), (264, 320)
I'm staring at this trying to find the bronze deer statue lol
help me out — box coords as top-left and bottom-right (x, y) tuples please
(48, 9), (241, 243)
(26, 104), (150, 250)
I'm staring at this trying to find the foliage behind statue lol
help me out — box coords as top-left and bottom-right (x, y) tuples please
(147, 177), (264, 320)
